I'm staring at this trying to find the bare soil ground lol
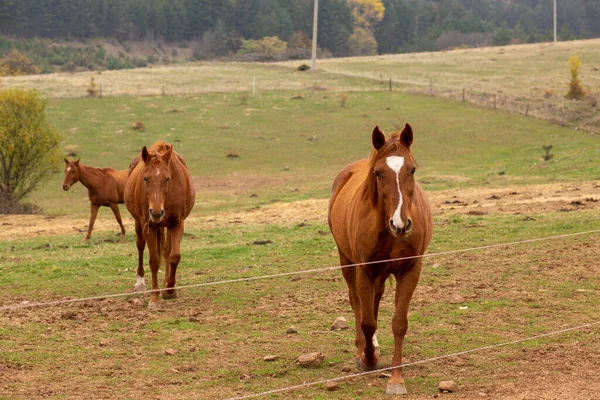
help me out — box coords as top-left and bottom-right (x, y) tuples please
(1, 181), (599, 399)
(2, 181), (598, 241)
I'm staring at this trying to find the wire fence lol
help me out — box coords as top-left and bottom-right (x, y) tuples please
(2, 228), (599, 312)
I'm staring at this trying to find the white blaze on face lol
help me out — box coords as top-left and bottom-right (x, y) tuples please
(386, 156), (405, 229)
(67, 167), (71, 172)
(155, 168), (160, 177)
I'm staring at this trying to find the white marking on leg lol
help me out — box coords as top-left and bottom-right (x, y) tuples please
(386, 156), (405, 229)
(372, 330), (380, 348)
(135, 275), (146, 290)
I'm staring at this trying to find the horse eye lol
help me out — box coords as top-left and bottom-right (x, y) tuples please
(374, 170), (381, 178)
(410, 167), (416, 176)
(165, 177), (170, 183)
(143, 177), (148, 183)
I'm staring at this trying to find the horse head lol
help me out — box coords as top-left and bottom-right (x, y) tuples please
(140, 145), (173, 223)
(62, 158), (81, 190)
(368, 124), (417, 236)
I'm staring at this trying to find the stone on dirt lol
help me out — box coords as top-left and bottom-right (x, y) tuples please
(286, 326), (298, 334)
(325, 381), (340, 391)
(297, 352), (325, 368)
(164, 348), (178, 356)
(438, 380), (459, 393)
(330, 316), (348, 330)
(449, 294), (465, 304)
(263, 355), (279, 362)
(129, 298), (143, 307)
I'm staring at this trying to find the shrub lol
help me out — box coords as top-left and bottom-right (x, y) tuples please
(566, 55), (585, 100)
(87, 76), (98, 97)
(0, 49), (41, 76)
(236, 36), (288, 61)
(0, 88), (61, 209)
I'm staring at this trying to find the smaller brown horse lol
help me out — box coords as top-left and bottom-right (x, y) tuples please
(328, 124), (433, 395)
(125, 141), (196, 310)
(62, 158), (128, 241)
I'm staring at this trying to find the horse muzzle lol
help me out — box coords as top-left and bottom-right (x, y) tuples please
(148, 208), (165, 223)
(389, 218), (412, 236)
(62, 184), (71, 191)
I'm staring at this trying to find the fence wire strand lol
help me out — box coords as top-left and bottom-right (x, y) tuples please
(225, 320), (600, 400)
(1, 228), (599, 312)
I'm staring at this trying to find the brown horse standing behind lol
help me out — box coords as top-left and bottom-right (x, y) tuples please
(125, 141), (195, 310)
(62, 159), (128, 241)
(328, 124), (432, 395)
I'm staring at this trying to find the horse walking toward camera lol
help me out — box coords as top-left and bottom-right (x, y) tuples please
(328, 124), (432, 395)
(62, 158), (128, 241)
(125, 141), (196, 310)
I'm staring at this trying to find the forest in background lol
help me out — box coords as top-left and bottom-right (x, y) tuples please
(0, 0), (599, 74)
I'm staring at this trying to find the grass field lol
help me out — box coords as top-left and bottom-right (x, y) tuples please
(1, 41), (600, 399)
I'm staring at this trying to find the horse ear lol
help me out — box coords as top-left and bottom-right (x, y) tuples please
(141, 146), (150, 163)
(163, 145), (173, 164)
(75, 158), (80, 164)
(64, 157), (69, 164)
(400, 123), (413, 148)
(372, 126), (385, 150)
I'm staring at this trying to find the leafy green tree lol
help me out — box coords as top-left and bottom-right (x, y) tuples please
(0, 88), (61, 208)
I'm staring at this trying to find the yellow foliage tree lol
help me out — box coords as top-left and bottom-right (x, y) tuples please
(348, 0), (385, 29)
(0, 88), (61, 207)
(565, 55), (584, 100)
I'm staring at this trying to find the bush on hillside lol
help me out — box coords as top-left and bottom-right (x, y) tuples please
(0, 49), (41, 76)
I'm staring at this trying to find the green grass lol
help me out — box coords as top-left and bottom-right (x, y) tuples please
(30, 90), (600, 217)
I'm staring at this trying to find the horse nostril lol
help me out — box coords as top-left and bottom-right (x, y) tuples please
(389, 219), (398, 232)
(160, 210), (165, 218)
(148, 208), (153, 215)
(405, 218), (413, 232)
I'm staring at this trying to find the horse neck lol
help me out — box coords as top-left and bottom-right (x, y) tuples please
(77, 164), (103, 192)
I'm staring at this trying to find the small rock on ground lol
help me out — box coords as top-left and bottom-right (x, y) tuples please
(438, 380), (459, 393)
(263, 355), (279, 362)
(331, 316), (348, 331)
(297, 352), (324, 368)
(325, 381), (340, 391)
(286, 326), (298, 334)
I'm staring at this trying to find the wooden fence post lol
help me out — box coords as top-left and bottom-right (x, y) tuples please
(525, 105), (529, 117)
(462, 88), (465, 102)
(429, 79), (432, 96)
(162, 85), (165, 96)
(493, 94), (497, 109)
(389, 77), (392, 92)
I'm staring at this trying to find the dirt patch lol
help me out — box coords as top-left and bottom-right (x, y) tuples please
(1, 181), (598, 241)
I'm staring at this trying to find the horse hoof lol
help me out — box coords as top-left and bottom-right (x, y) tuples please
(386, 383), (408, 395)
(162, 290), (177, 300)
(134, 283), (147, 292)
(147, 302), (161, 311)
(355, 357), (378, 372)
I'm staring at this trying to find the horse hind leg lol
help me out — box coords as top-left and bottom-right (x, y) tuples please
(109, 203), (126, 238)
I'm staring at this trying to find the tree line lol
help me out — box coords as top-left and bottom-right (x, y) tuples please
(0, 0), (599, 58)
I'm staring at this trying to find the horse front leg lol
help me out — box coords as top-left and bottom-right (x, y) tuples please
(355, 268), (379, 371)
(387, 260), (422, 395)
(163, 222), (183, 300)
(84, 203), (100, 241)
(109, 203), (126, 238)
(134, 219), (146, 292)
(144, 226), (161, 310)
(341, 258), (363, 362)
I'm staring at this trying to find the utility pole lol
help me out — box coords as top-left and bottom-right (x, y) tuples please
(553, 0), (557, 42)
(311, 0), (319, 70)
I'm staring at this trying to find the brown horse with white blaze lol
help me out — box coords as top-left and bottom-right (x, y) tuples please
(62, 158), (128, 241)
(328, 124), (432, 395)
(124, 141), (196, 310)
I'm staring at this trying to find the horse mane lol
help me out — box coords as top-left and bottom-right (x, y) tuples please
(362, 130), (403, 206)
(147, 140), (172, 156)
